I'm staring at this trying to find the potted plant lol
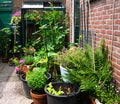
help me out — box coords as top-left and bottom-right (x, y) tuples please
(44, 82), (80, 104)
(21, 55), (34, 65)
(14, 58), (26, 78)
(16, 55), (34, 98)
(55, 46), (82, 82)
(32, 2), (69, 52)
(64, 39), (120, 104)
(0, 28), (12, 62)
(27, 66), (51, 104)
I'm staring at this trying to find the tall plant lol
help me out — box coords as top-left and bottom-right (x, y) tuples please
(33, 2), (69, 52)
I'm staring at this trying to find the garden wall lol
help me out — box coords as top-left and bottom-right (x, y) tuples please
(81, 0), (120, 89)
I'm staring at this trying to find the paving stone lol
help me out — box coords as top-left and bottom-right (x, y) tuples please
(0, 63), (33, 104)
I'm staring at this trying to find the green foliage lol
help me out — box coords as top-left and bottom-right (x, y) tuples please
(22, 55), (34, 65)
(0, 28), (12, 57)
(55, 46), (84, 69)
(27, 67), (47, 90)
(32, 3), (69, 52)
(63, 39), (120, 103)
(46, 82), (64, 96)
(24, 10), (41, 21)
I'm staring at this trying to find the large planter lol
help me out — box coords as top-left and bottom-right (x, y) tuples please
(44, 82), (80, 104)
(30, 89), (47, 104)
(20, 74), (31, 99)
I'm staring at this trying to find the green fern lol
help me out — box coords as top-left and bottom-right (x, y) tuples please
(65, 39), (120, 103)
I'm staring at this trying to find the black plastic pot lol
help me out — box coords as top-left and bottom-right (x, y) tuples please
(20, 72), (51, 99)
(44, 82), (80, 104)
(20, 74), (31, 99)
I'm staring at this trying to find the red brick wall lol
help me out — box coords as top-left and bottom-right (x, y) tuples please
(87, 0), (120, 89)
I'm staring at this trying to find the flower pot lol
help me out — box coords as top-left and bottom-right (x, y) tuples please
(20, 74), (31, 99)
(60, 65), (69, 82)
(30, 89), (47, 104)
(16, 71), (24, 79)
(44, 82), (80, 104)
(46, 72), (52, 84)
(1, 57), (9, 63)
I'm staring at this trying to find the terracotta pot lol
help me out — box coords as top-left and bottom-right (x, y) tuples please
(30, 89), (47, 104)
(2, 57), (9, 63)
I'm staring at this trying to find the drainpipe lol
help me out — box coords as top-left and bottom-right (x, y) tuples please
(72, 0), (74, 43)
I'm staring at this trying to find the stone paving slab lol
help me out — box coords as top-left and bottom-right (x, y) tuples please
(0, 81), (32, 104)
(0, 63), (33, 104)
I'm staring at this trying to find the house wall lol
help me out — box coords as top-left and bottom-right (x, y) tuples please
(80, 0), (120, 89)
(66, 0), (120, 89)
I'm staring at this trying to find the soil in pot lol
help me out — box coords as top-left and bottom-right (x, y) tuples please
(44, 82), (80, 104)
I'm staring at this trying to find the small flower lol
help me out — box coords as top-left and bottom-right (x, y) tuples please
(12, 11), (21, 16)
(15, 67), (20, 72)
(112, 79), (116, 83)
(19, 60), (25, 64)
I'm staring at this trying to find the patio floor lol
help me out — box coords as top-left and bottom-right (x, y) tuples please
(0, 61), (32, 104)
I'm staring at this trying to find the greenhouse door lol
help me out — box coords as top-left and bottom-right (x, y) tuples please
(0, 0), (12, 29)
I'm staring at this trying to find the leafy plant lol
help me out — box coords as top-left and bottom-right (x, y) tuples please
(45, 82), (78, 96)
(46, 82), (64, 96)
(65, 39), (120, 103)
(32, 2), (69, 52)
(55, 46), (83, 69)
(0, 28), (12, 58)
(21, 55), (34, 65)
(27, 67), (47, 91)
(24, 10), (41, 21)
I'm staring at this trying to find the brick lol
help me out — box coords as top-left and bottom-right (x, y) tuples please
(113, 63), (120, 72)
(104, 5), (113, 10)
(107, 9), (113, 14)
(113, 52), (120, 59)
(114, 20), (120, 24)
(115, 8), (120, 13)
(105, 39), (112, 45)
(112, 56), (117, 62)
(106, 20), (112, 25)
(101, 29), (106, 34)
(113, 73), (120, 85)
(117, 59), (120, 65)
(114, 31), (120, 36)
(103, 34), (110, 39)
(114, 14), (119, 19)
(106, 0), (115, 4)
(114, 26), (119, 30)
(100, 11), (107, 15)
(113, 68), (120, 78)
(98, 6), (104, 11)
(106, 30), (113, 34)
